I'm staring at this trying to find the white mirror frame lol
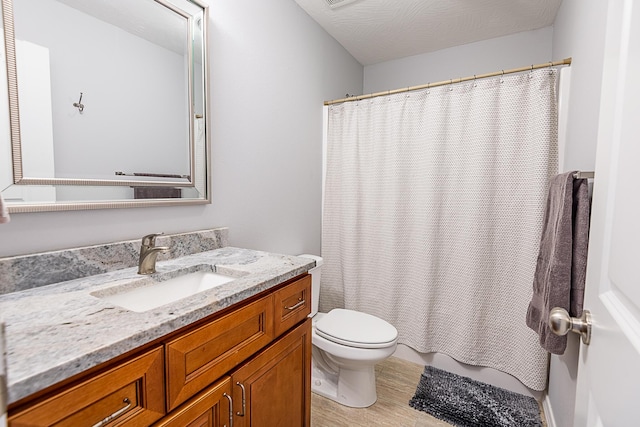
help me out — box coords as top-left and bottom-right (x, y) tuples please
(0, 0), (211, 212)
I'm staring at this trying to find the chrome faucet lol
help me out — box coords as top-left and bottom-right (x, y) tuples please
(138, 233), (170, 275)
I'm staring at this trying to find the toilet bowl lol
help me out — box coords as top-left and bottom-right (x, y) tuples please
(298, 255), (398, 408)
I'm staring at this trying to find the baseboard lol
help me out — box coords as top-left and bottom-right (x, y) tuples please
(542, 394), (557, 427)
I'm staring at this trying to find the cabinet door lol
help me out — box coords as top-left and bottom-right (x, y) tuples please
(273, 275), (311, 337)
(231, 319), (311, 427)
(165, 296), (274, 411)
(9, 347), (165, 427)
(153, 377), (233, 427)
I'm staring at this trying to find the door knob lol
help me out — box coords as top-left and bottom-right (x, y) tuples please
(548, 307), (592, 345)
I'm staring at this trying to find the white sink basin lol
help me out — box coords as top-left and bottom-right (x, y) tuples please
(95, 271), (235, 312)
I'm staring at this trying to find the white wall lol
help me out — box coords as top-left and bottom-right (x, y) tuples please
(3, 41), (57, 204)
(546, 1), (609, 427)
(364, 27), (553, 93)
(0, 0), (363, 258)
(552, 1), (608, 172)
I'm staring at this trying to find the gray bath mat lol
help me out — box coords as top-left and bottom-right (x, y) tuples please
(409, 366), (542, 427)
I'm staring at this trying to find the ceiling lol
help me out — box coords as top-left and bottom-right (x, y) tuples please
(293, 0), (563, 65)
(54, 0), (202, 55)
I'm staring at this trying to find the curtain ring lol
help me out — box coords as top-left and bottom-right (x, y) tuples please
(500, 70), (504, 83)
(548, 61), (553, 74)
(449, 79), (453, 91)
(473, 74), (477, 87)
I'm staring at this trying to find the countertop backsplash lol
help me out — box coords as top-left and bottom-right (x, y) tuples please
(0, 228), (229, 295)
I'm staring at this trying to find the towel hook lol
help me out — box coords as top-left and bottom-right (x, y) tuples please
(73, 92), (85, 113)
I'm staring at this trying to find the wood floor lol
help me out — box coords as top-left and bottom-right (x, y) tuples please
(310, 357), (453, 427)
(310, 357), (547, 427)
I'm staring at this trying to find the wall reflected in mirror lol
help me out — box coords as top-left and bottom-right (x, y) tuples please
(0, 0), (209, 211)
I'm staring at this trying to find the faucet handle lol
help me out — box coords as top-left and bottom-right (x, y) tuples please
(141, 232), (164, 247)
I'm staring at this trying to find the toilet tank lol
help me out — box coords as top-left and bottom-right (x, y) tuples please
(297, 254), (323, 317)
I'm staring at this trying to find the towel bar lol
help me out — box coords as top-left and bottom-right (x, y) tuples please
(573, 171), (594, 179)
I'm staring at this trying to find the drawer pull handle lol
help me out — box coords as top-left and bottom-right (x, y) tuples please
(284, 299), (305, 311)
(91, 397), (131, 427)
(235, 382), (246, 416)
(223, 392), (234, 427)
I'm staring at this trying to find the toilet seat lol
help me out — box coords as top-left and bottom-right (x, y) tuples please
(315, 309), (398, 349)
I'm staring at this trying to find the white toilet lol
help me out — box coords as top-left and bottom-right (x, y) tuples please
(299, 255), (398, 408)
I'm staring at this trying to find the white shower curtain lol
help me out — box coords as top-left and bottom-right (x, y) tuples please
(321, 69), (558, 391)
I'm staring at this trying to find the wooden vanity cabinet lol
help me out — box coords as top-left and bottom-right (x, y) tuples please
(7, 274), (311, 427)
(230, 319), (311, 427)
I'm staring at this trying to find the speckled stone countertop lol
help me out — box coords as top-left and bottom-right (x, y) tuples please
(0, 247), (314, 404)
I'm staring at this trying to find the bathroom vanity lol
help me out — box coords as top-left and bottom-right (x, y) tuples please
(0, 230), (314, 426)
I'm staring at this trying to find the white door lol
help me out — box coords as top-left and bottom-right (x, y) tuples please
(573, 1), (640, 426)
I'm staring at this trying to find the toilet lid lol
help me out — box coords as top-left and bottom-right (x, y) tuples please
(315, 309), (398, 349)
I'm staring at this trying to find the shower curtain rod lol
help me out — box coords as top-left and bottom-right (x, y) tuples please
(324, 57), (572, 106)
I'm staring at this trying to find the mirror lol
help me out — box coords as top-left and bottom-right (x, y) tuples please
(0, 0), (210, 212)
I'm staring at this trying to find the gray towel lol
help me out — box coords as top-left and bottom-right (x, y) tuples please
(526, 171), (590, 355)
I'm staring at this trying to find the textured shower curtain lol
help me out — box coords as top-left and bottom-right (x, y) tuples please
(321, 69), (558, 391)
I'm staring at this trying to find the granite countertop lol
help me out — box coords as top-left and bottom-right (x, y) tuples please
(0, 247), (314, 404)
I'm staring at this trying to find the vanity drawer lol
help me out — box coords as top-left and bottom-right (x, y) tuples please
(9, 346), (165, 427)
(165, 296), (274, 411)
(273, 275), (311, 336)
